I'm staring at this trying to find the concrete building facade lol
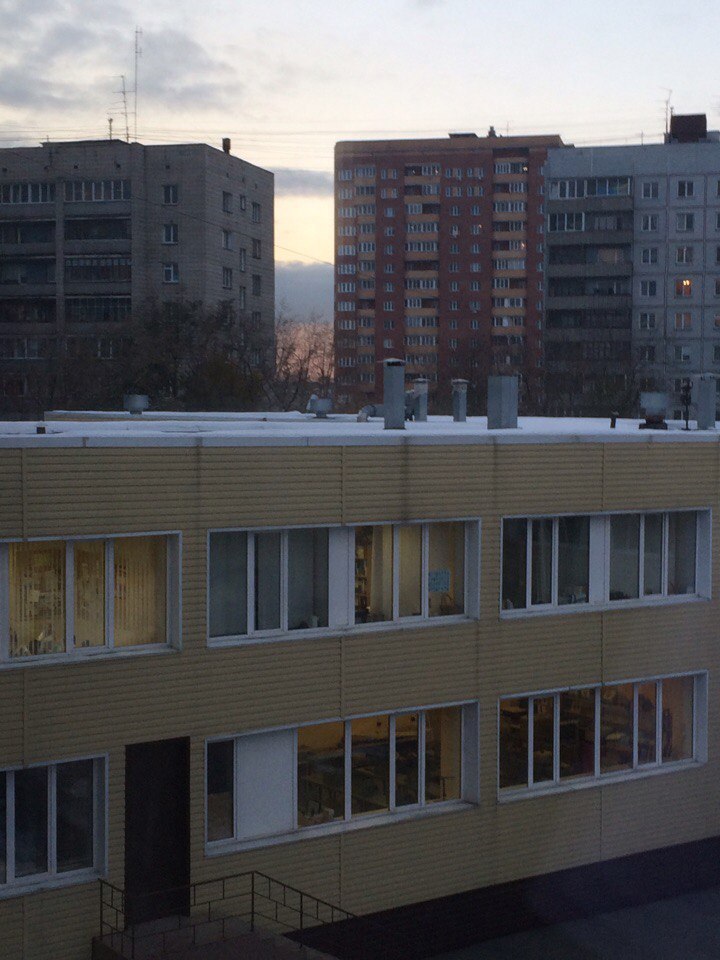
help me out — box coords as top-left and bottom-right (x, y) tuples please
(333, 132), (563, 408)
(0, 139), (274, 416)
(544, 118), (720, 415)
(0, 405), (719, 958)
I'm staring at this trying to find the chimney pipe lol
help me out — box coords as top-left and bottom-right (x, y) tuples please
(222, 137), (231, 154)
(383, 359), (406, 429)
(414, 377), (429, 422)
(487, 375), (518, 429)
(451, 379), (469, 422)
(697, 375), (717, 430)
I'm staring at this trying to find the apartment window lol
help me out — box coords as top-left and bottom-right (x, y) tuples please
(3, 535), (175, 659)
(676, 213), (695, 232)
(355, 522), (469, 623)
(1, 182), (55, 204)
(222, 267), (233, 290)
(677, 180), (694, 198)
(162, 223), (178, 245)
(642, 181), (659, 199)
(222, 191), (233, 213)
(0, 758), (105, 888)
(222, 230), (233, 251)
(238, 248), (246, 272)
(65, 257), (131, 283)
(639, 312), (656, 330)
(641, 247), (658, 265)
(251, 202), (261, 223)
(239, 195), (247, 212)
(675, 345), (691, 363)
(238, 286), (246, 310)
(640, 280), (657, 297)
(674, 312), (691, 331)
(64, 180), (129, 203)
(163, 263), (179, 284)
(501, 511), (707, 612)
(499, 674), (702, 794)
(206, 702), (478, 846)
(251, 275), (262, 297)
(675, 278), (692, 298)
(676, 246), (693, 264)
(714, 345), (720, 364)
(641, 214), (658, 232)
(163, 184), (179, 205)
(642, 345), (656, 363)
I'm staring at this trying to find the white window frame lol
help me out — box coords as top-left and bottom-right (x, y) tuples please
(0, 532), (181, 666)
(207, 520), (480, 646)
(500, 510), (710, 618)
(0, 755), (107, 897)
(206, 700), (479, 853)
(498, 672), (707, 801)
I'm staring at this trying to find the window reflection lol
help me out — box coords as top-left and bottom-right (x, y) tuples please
(643, 515), (663, 595)
(288, 528), (328, 629)
(426, 708), (461, 802)
(209, 532), (247, 638)
(15, 767), (48, 877)
(57, 760), (94, 872)
(74, 540), (105, 647)
(206, 741), (234, 841)
(531, 519), (553, 604)
(502, 519), (526, 610)
(533, 697), (554, 783)
(600, 684), (633, 772)
(609, 516), (639, 600)
(499, 698), (528, 788)
(351, 716), (390, 815)
(114, 536), (166, 646)
(298, 723), (345, 826)
(559, 688), (594, 778)
(668, 514), (696, 595)
(9, 541), (65, 657)
(355, 526), (393, 623)
(255, 532), (281, 631)
(557, 517), (589, 605)
(662, 676), (694, 761)
(395, 713), (419, 806)
(428, 523), (464, 616)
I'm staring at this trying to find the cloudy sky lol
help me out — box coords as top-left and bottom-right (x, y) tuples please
(2, 0), (719, 317)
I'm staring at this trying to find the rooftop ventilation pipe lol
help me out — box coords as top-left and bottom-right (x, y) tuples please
(123, 394), (149, 415)
(697, 375), (716, 430)
(222, 138), (231, 154)
(487, 375), (518, 429)
(452, 379), (469, 422)
(306, 394), (332, 418)
(639, 391), (668, 430)
(413, 377), (429, 422)
(383, 358), (406, 430)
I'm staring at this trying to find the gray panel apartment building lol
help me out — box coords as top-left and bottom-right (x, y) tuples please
(0, 139), (274, 416)
(544, 117), (720, 416)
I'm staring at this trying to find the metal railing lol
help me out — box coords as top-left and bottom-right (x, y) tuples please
(95, 870), (415, 959)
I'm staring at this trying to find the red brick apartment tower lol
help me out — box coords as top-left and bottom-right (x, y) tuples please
(333, 131), (564, 409)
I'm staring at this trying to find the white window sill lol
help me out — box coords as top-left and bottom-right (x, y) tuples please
(206, 799), (475, 856)
(208, 614), (473, 648)
(499, 593), (709, 620)
(0, 868), (102, 900)
(498, 757), (703, 804)
(0, 643), (178, 670)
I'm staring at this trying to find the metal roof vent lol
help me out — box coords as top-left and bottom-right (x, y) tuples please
(123, 394), (149, 416)
(383, 358), (406, 430)
(487, 375), (518, 429)
(306, 394), (332, 418)
(639, 392), (668, 430)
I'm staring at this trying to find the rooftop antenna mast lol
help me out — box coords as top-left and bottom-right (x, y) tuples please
(120, 75), (130, 142)
(663, 88), (673, 137)
(134, 27), (143, 141)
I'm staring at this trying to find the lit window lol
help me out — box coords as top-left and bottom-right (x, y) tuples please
(675, 278), (692, 298)
(207, 702), (476, 846)
(500, 674), (700, 794)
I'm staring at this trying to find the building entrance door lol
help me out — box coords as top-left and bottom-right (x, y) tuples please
(124, 737), (191, 925)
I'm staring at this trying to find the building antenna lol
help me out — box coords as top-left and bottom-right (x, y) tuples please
(663, 88), (673, 136)
(120, 75), (130, 142)
(108, 116), (113, 140)
(134, 26), (143, 141)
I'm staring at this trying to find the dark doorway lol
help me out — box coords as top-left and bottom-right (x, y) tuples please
(125, 737), (190, 925)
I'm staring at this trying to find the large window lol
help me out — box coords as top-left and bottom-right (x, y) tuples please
(499, 675), (702, 795)
(0, 758), (104, 888)
(206, 703), (477, 847)
(355, 522), (466, 623)
(502, 511), (706, 612)
(209, 521), (474, 642)
(2, 535), (176, 661)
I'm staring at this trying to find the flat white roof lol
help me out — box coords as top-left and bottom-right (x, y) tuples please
(0, 412), (715, 448)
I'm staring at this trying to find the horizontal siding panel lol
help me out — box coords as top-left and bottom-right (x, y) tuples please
(0, 898), (24, 960)
(0, 450), (22, 538)
(602, 444), (718, 511)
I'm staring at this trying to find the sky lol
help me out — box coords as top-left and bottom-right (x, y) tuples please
(1, 0), (719, 317)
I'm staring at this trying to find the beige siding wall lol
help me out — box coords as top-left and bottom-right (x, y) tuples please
(0, 440), (719, 958)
